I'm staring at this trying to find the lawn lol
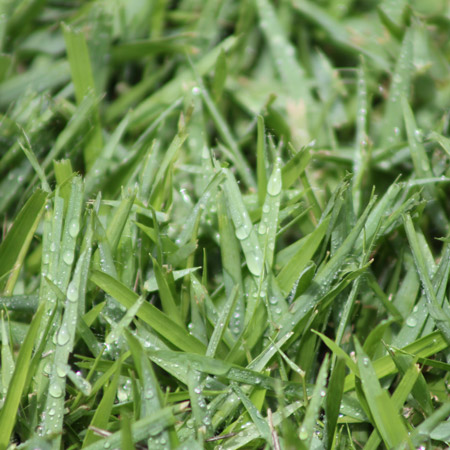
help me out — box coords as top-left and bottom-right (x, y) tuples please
(0, 0), (449, 449)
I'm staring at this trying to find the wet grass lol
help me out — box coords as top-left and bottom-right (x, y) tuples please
(0, 0), (449, 449)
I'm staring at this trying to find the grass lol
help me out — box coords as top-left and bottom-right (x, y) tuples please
(0, 0), (449, 449)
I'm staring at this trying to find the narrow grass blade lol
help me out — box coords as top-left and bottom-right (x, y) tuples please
(326, 356), (346, 449)
(354, 339), (411, 449)
(82, 362), (122, 447)
(206, 285), (239, 358)
(83, 403), (189, 450)
(404, 213), (450, 343)
(221, 168), (263, 277)
(231, 383), (272, 443)
(129, 36), (237, 131)
(62, 22), (102, 169)
(90, 270), (206, 354)
(0, 189), (47, 294)
(276, 217), (330, 295)
(0, 303), (45, 450)
(256, 116), (267, 205)
(380, 28), (413, 147)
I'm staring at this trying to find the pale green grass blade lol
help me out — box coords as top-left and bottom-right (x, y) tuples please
(344, 331), (448, 391)
(82, 362), (122, 447)
(410, 403), (450, 448)
(129, 36), (238, 131)
(355, 339), (411, 449)
(83, 403), (189, 450)
(0, 303), (44, 450)
(231, 382), (272, 444)
(325, 357), (346, 449)
(380, 28), (413, 147)
(90, 270), (206, 354)
(364, 357), (421, 450)
(404, 213), (450, 343)
(1, 313), (15, 396)
(221, 168), (263, 277)
(0, 189), (47, 295)
(198, 79), (255, 188)
(221, 401), (303, 450)
(206, 285), (239, 358)
(62, 22), (102, 169)
(258, 157), (282, 268)
(276, 216), (330, 295)
(299, 354), (329, 446)
(256, 0), (311, 105)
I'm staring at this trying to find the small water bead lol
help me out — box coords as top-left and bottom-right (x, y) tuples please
(203, 416), (211, 426)
(67, 281), (78, 302)
(42, 252), (50, 264)
(68, 220), (80, 238)
(262, 204), (270, 214)
(56, 365), (67, 377)
(194, 387), (202, 394)
(57, 325), (70, 346)
(414, 128), (423, 142)
(258, 223), (267, 235)
(235, 224), (250, 240)
(362, 357), (370, 367)
(267, 165), (282, 196)
(48, 408), (55, 416)
(406, 317), (417, 328)
(144, 390), (154, 399)
(63, 251), (74, 265)
(299, 428), (308, 440)
(192, 86), (201, 95)
(50, 242), (57, 252)
(49, 383), (63, 398)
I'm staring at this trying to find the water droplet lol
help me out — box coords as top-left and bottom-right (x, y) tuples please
(235, 224), (250, 240)
(57, 325), (70, 346)
(203, 416), (211, 425)
(267, 164), (282, 196)
(68, 220), (80, 238)
(258, 223), (267, 235)
(67, 281), (78, 302)
(192, 86), (201, 95)
(320, 390), (326, 397)
(42, 252), (50, 264)
(63, 251), (74, 265)
(48, 408), (55, 416)
(414, 129), (423, 142)
(406, 317), (417, 327)
(299, 427), (308, 440)
(50, 242), (56, 252)
(49, 383), (63, 398)
(262, 204), (270, 213)
(194, 387), (202, 394)
(144, 390), (154, 399)
(56, 365), (67, 377)
(362, 357), (369, 367)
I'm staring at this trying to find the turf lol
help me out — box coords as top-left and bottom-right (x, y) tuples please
(0, 0), (449, 449)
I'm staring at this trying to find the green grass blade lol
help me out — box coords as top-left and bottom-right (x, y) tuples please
(0, 303), (45, 450)
(90, 270), (206, 354)
(0, 189), (47, 294)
